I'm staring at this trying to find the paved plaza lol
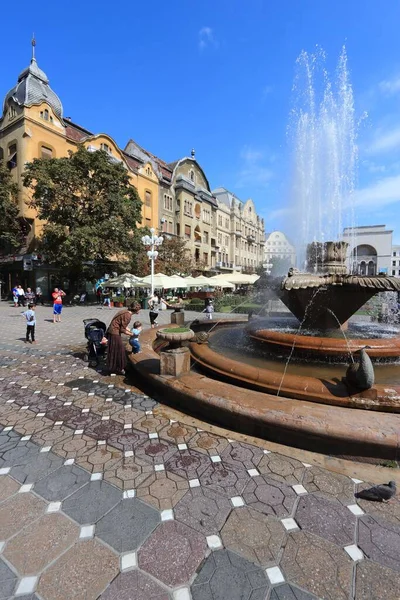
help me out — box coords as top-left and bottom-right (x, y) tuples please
(0, 302), (399, 599)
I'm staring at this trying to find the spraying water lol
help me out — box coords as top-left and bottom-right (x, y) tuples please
(289, 46), (358, 269)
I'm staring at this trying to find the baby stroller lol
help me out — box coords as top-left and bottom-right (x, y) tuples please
(83, 319), (107, 367)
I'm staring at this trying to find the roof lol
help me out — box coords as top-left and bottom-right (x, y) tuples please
(3, 58), (63, 119)
(124, 139), (173, 183)
(64, 119), (93, 142)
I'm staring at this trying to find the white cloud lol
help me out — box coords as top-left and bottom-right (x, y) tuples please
(236, 145), (274, 189)
(366, 125), (400, 155)
(198, 27), (218, 51)
(379, 76), (400, 96)
(353, 173), (400, 209)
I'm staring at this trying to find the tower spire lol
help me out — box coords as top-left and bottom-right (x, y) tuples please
(31, 34), (36, 60)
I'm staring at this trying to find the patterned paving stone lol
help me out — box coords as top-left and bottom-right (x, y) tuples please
(136, 470), (188, 510)
(0, 440), (40, 469)
(295, 494), (356, 546)
(302, 467), (354, 505)
(281, 531), (353, 600)
(75, 445), (122, 474)
(0, 492), (46, 539)
(133, 414), (169, 434)
(106, 428), (148, 452)
(134, 437), (179, 467)
(0, 557), (17, 600)
(100, 570), (171, 600)
(200, 462), (251, 498)
(0, 475), (20, 502)
(358, 514), (400, 572)
(159, 421), (197, 445)
(103, 456), (153, 489)
(37, 539), (119, 600)
(62, 480), (122, 524)
(85, 418), (125, 441)
(355, 484), (400, 526)
(174, 486), (232, 535)
(3, 513), (79, 575)
(165, 448), (212, 479)
(220, 441), (264, 471)
(221, 506), (286, 566)
(0, 429), (21, 453)
(191, 548), (270, 600)
(258, 453), (305, 485)
(51, 435), (97, 460)
(269, 584), (319, 600)
(354, 559), (400, 600)
(96, 498), (160, 552)
(45, 405), (81, 423)
(34, 464), (90, 501)
(243, 474), (297, 518)
(10, 450), (64, 484)
(139, 520), (207, 587)
(188, 431), (229, 456)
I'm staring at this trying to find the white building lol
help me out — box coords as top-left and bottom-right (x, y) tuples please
(342, 225), (393, 275)
(264, 231), (296, 266)
(392, 245), (400, 277)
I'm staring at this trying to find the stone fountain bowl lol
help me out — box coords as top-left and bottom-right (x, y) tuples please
(156, 328), (195, 344)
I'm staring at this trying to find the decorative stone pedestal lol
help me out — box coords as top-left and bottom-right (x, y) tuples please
(171, 308), (184, 326)
(160, 347), (191, 376)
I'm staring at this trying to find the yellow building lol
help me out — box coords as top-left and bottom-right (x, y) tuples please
(0, 43), (159, 295)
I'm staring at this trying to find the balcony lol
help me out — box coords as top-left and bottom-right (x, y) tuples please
(216, 261), (234, 270)
(247, 235), (256, 243)
(234, 230), (242, 236)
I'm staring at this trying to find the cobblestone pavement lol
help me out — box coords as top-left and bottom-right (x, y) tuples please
(0, 302), (399, 599)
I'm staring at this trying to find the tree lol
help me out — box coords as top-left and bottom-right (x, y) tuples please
(0, 161), (22, 252)
(133, 235), (196, 277)
(23, 145), (143, 287)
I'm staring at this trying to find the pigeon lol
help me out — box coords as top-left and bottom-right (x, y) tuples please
(355, 480), (396, 503)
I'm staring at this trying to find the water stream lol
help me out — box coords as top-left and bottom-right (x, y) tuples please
(326, 308), (355, 364)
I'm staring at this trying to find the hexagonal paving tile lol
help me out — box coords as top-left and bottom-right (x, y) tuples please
(281, 531), (353, 600)
(159, 421), (197, 445)
(269, 584), (319, 599)
(199, 463), (250, 498)
(133, 414), (169, 434)
(100, 570), (171, 600)
(174, 486), (232, 535)
(85, 418), (125, 441)
(358, 514), (400, 572)
(257, 453), (305, 485)
(242, 474), (296, 518)
(75, 445), (122, 474)
(106, 428), (148, 452)
(0, 557), (17, 600)
(221, 507), (286, 565)
(355, 484), (400, 527)
(165, 448), (212, 480)
(354, 559), (400, 600)
(136, 470), (188, 510)
(188, 431), (229, 456)
(0, 492), (46, 539)
(295, 494), (356, 546)
(0, 429), (21, 453)
(11, 450), (63, 484)
(139, 520), (207, 587)
(33, 464), (90, 501)
(96, 498), (160, 552)
(302, 467), (354, 505)
(220, 441), (264, 471)
(191, 548), (270, 600)
(38, 539), (119, 600)
(0, 475), (20, 502)
(3, 513), (79, 575)
(134, 438), (179, 466)
(62, 480), (122, 524)
(103, 456), (153, 489)
(0, 440), (40, 469)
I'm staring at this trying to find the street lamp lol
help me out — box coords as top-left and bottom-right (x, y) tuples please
(142, 228), (164, 296)
(263, 261), (273, 275)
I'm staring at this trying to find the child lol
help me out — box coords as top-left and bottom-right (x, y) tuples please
(12, 286), (18, 307)
(129, 321), (142, 354)
(22, 303), (36, 343)
(205, 300), (214, 320)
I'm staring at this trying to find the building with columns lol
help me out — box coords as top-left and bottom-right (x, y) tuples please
(342, 225), (393, 275)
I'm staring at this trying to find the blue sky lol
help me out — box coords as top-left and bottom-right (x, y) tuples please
(2, 1), (400, 241)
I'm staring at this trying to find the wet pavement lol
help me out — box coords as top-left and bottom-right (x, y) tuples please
(0, 302), (399, 599)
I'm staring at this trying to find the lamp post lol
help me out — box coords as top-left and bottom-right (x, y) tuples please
(141, 228), (163, 296)
(263, 261), (273, 275)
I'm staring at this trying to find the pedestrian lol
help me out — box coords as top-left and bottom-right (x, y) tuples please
(25, 287), (35, 304)
(52, 287), (66, 323)
(96, 286), (103, 304)
(205, 299), (214, 320)
(35, 286), (44, 306)
(129, 321), (142, 354)
(22, 303), (36, 344)
(103, 288), (112, 309)
(106, 302), (141, 375)
(148, 293), (160, 328)
(12, 286), (18, 307)
(16, 285), (26, 307)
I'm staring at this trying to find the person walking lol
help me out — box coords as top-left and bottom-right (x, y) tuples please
(22, 303), (36, 343)
(106, 302), (141, 375)
(12, 286), (18, 307)
(52, 287), (66, 323)
(35, 286), (44, 306)
(16, 285), (26, 307)
(148, 293), (160, 328)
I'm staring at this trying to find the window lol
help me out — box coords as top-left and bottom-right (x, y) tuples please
(9, 105), (16, 119)
(145, 191), (151, 207)
(176, 223), (180, 236)
(163, 194), (173, 211)
(0, 148), (3, 161)
(203, 231), (209, 244)
(217, 234), (222, 245)
(40, 109), (49, 121)
(145, 218), (151, 226)
(392, 270), (395, 276)
(41, 146), (53, 160)
(168, 221), (173, 234)
(195, 204), (201, 219)
(218, 215), (223, 226)
(100, 143), (111, 154)
(203, 253), (208, 264)
(145, 166), (152, 176)
(393, 261), (396, 266)
(162, 220), (167, 232)
(224, 236), (229, 247)
(225, 218), (229, 229)
(202, 209), (210, 224)
(189, 169), (195, 182)
(7, 143), (17, 169)
(185, 225), (191, 239)
(394, 252), (397, 257)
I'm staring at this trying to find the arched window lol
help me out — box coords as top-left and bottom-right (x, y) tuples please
(145, 191), (152, 207)
(100, 143), (111, 154)
(189, 169), (195, 182)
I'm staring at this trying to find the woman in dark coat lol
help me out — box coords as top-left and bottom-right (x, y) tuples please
(106, 302), (140, 374)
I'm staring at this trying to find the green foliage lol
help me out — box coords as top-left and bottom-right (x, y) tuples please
(0, 160), (22, 251)
(23, 145), (143, 285)
(162, 327), (190, 333)
(185, 299), (205, 311)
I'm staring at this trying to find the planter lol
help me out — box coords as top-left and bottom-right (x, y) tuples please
(156, 328), (195, 349)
